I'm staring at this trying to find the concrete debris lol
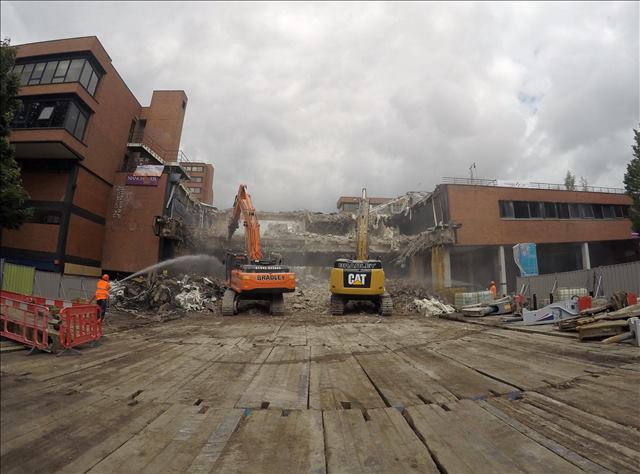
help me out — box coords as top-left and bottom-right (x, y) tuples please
(413, 298), (455, 317)
(392, 227), (457, 265)
(112, 273), (226, 317)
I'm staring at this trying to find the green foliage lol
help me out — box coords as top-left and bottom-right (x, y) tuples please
(579, 176), (588, 191)
(0, 38), (31, 230)
(624, 127), (640, 232)
(564, 170), (576, 191)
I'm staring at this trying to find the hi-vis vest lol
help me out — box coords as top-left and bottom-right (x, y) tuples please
(95, 280), (110, 300)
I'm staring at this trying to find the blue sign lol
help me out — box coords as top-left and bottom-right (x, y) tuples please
(513, 243), (539, 277)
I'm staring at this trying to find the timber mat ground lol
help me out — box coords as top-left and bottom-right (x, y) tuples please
(1, 309), (639, 473)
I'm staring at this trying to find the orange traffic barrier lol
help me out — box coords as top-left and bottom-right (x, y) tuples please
(0, 294), (50, 351)
(58, 305), (102, 350)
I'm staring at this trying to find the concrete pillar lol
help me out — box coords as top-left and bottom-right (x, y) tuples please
(498, 246), (507, 296)
(431, 246), (451, 289)
(581, 242), (591, 270)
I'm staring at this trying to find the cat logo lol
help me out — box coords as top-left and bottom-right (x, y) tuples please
(347, 273), (367, 286)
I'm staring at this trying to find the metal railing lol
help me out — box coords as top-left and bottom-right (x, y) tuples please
(127, 132), (193, 168)
(442, 177), (626, 194)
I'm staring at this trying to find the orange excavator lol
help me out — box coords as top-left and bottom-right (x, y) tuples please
(222, 184), (296, 316)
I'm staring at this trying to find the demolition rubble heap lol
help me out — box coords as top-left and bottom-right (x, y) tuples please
(112, 273), (227, 320)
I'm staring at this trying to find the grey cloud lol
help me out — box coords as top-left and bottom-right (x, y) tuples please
(2, 1), (638, 211)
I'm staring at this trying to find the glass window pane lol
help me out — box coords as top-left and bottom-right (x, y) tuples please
(41, 61), (57, 84)
(614, 205), (624, 218)
(557, 203), (570, 219)
(20, 63), (34, 85)
(87, 71), (99, 95)
(12, 64), (24, 76)
(38, 106), (55, 121)
(622, 206), (630, 218)
(51, 101), (69, 127)
(593, 204), (603, 219)
(64, 102), (79, 135)
(580, 203), (594, 218)
(569, 203), (580, 218)
(28, 62), (46, 84)
(66, 59), (85, 82)
(74, 113), (87, 140)
(529, 202), (542, 218)
(602, 205), (614, 218)
(513, 201), (530, 219)
(544, 202), (557, 218)
(79, 62), (93, 88)
(54, 60), (70, 80)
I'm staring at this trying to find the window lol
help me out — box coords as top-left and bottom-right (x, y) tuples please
(544, 202), (557, 219)
(613, 205), (624, 218)
(602, 205), (614, 219)
(191, 176), (203, 182)
(13, 57), (102, 96)
(29, 209), (62, 225)
(188, 187), (202, 193)
(529, 202), (543, 218)
(568, 203), (580, 219)
(513, 201), (530, 219)
(579, 204), (594, 219)
(191, 165), (204, 172)
(621, 205), (630, 218)
(499, 200), (514, 218)
(593, 204), (604, 219)
(11, 98), (90, 140)
(557, 203), (570, 219)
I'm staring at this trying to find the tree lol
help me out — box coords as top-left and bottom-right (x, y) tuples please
(0, 38), (31, 230)
(579, 176), (588, 191)
(564, 170), (576, 191)
(624, 127), (640, 232)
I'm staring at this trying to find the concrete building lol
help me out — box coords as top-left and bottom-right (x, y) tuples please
(0, 36), (194, 276)
(391, 178), (638, 294)
(337, 196), (394, 214)
(181, 162), (214, 205)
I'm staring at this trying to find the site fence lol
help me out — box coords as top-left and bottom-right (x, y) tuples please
(516, 261), (640, 299)
(0, 260), (99, 301)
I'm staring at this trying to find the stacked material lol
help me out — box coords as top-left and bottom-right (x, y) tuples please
(454, 291), (493, 308)
(556, 291), (639, 345)
(553, 287), (588, 301)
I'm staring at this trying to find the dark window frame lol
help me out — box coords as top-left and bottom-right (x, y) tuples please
(11, 97), (91, 142)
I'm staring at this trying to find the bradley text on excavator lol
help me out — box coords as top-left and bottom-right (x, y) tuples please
(222, 184), (296, 316)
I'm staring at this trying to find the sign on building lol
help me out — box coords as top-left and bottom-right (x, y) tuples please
(513, 243), (539, 277)
(126, 175), (160, 186)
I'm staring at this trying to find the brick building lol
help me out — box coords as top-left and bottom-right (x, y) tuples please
(0, 36), (198, 276)
(180, 162), (214, 205)
(392, 179), (638, 293)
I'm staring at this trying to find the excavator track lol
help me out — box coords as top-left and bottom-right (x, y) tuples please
(270, 294), (285, 316)
(330, 294), (345, 315)
(222, 289), (237, 316)
(379, 293), (393, 317)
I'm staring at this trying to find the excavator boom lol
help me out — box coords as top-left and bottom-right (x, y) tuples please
(356, 188), (370, 260)
(228, 184), (262, 261)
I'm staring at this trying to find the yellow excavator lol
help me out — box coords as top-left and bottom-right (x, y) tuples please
(329, 188), (393, 316)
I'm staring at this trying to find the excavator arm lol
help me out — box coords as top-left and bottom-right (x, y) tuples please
(356, 188), (370, 260)
(228, 184), (263, 262)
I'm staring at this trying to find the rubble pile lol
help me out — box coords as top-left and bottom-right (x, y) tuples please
(112, 273), (226, 319)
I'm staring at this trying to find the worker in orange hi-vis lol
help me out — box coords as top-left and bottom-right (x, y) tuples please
(489, 281), (497, 299)
(92, 274), (111, 321)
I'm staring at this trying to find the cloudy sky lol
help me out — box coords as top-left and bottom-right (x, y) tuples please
(2, 1), (638, 211)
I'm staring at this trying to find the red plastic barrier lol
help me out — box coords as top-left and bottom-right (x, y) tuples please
(0, 295), (50, 350)
(628, 292), (638, 306)
(58, 305), (102, 350)
(578, 295), (592, 312)
(0, 290), (73, 309)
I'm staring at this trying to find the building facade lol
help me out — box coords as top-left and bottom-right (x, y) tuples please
(393, 180), (638, 294)
(0, 36), (193, 276)
(181, 162), (214, 205)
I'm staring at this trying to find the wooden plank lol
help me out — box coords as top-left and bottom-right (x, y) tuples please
(354, 350), (458, 408)
(309, 345), (386, 410)
(407, 400), (581, 473)
(323, 407), (439, 473)
(485, 393), (640, 473)
(236, 345), (310, 409)
(397, 346), (516, 399)
(210, 409), (325, 474)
